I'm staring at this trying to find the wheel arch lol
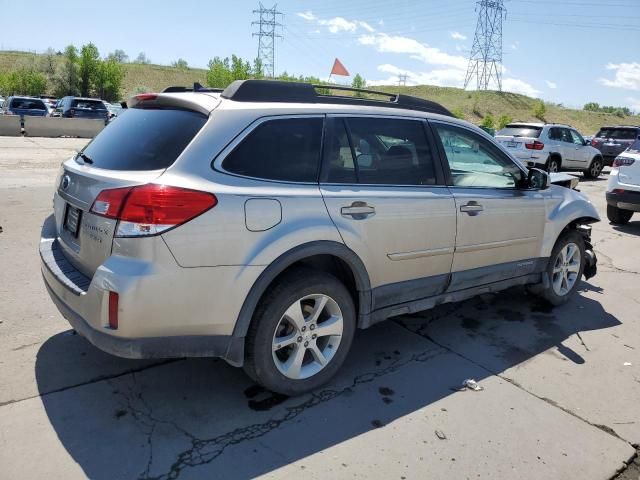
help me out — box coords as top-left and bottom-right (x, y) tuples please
(230, 241), (372, 352)
(547, 152), (562, 169)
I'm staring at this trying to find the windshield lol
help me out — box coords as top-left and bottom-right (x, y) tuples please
(79, 108), (207, 171)
(497, 125), (542, 138)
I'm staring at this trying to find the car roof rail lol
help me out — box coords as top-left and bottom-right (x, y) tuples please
(220, 79), (453, 117)
(162, 83), (225, 93)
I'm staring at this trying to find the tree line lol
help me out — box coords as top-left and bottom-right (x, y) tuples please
(584, 102), (633, 117)
(0, 44), (127, 102)
(0, 46), (367, 102)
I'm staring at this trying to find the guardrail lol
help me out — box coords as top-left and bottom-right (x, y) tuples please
(0, 115), (108, 138)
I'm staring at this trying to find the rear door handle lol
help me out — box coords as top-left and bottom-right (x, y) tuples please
(341, 202), (375, 219)
(460, 202), (483, 216)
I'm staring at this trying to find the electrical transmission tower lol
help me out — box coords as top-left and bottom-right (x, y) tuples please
(398, 74), (408, 87)
(464, 0), (506, 91)
(252, 3), (283, 78)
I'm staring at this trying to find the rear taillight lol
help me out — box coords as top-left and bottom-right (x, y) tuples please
(591, 138), (600, 146)
(525, 140), (544, 151)
(90, 184), (217, 237)
(613, 157), (635, 167)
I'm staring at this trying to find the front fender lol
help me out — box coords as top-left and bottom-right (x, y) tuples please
(540, 185), (600, 258)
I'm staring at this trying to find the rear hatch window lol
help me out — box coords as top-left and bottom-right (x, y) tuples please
(497, 125), (542, 138)
(72, 99), (107, 110)
(596, 128), (638, 140)
(11, 98), (47, 110)
(79, 108), (207, 170)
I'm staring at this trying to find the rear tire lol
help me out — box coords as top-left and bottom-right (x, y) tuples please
(244, 268), (356, 396)
(607, 205), (633, 225)
(584, 158), (603, 178)
(536, 231), (585, 307)
(546, 157), (560, 173)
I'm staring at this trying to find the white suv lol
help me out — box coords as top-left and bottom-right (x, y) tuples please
(606, 139), (640, 224)
(496, 123), (605, 178)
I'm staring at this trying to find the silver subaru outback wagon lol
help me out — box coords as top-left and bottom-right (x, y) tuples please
(41, 80), (599, 395)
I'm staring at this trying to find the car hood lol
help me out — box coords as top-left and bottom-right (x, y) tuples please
(549, 172), (580, 190)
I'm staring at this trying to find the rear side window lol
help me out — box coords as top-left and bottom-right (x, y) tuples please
(325, 117), (437, 185)
(596, 128), (638, 140)
(223, 117), (323, 182)
(72, 99), (106, 110)
(498, 125), (542, 138)
(80, 108), (207, 171)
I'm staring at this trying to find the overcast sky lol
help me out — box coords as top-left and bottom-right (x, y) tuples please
(3, 0), (640, 110)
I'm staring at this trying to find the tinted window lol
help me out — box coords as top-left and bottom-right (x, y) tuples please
(80, 108), (206, 171)
(223, 117), (323, 182)
(325, 118), (357, 183)
(72, 99), (106, 110)
(10, 98), (46, 110)
(548, 128), (561, 140)
(596, 128), (638, 140)
(435, 123), (524, 189)
(498, 125), (542, 138)
(325, 117), (437, 185)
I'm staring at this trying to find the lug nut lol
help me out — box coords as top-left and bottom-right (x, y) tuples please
(297, 336), (303, 342)
(302, 326), (306, 332)
(304, 341), (309, 347)
(310, 324), (316, 330)
(312, 334), (317, 339)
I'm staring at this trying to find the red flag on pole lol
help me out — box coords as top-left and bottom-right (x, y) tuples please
(330, 58), (350, 76)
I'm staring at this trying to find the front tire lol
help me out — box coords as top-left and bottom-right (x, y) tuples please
(244, 269), (356, 396)
(584, 158), (603, 178)
(607, 204), (633, 225)
(537, 231), (585, 306)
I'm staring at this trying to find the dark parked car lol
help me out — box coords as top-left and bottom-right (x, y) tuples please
(55, 97), (109, 119)
(1, 96), (50, 116)
(591, 126), (640, 166)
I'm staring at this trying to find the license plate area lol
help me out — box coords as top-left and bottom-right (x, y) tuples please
(64, 204), (82, 237)
(505, 141), (518, 148)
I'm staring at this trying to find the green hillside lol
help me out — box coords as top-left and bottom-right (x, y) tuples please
(1, 50), (637, 135)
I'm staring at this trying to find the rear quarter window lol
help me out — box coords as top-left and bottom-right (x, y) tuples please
(79, 108), (207, 171)
(222, 117), (323, 182)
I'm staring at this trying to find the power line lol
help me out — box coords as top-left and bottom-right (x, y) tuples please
(252, 3), (284, 78)
(464, 0), (507, 91)
(398, 74), (408, 86)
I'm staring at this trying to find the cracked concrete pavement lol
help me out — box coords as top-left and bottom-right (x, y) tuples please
(0, 137), (638, 479)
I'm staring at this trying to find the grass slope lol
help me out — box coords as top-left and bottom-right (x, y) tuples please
(1, 50), (637, 134)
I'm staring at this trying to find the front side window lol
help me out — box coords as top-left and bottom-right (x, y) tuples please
(434, 123), (524, 189)
(324, 117), (437, 185)
(569, 130), (584, 146)
(223, 117), (323, 182)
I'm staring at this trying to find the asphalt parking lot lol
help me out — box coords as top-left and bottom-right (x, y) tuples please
(0, 136), (639, 480)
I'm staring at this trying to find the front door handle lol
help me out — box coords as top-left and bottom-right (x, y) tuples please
(460, 201), (483, 216)
(341, 202), (375, 220)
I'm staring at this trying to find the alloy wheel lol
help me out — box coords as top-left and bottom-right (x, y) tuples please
(551, 242), (581, 296)
(272, 294), (343, 380)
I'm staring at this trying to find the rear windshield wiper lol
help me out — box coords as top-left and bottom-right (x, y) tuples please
(76, 152), (94, 164)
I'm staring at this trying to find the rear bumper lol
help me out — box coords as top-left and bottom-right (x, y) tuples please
(42, 276), (240, 362)
(606, 190), (640, 211)
(39, 215), (256, 366)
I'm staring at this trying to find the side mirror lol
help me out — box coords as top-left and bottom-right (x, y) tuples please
(527, 168), (551, 190)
